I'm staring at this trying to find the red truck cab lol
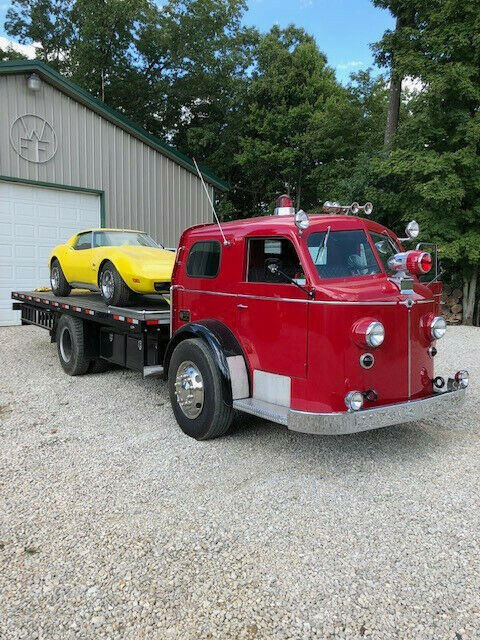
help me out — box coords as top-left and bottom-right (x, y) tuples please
(165, 198), (467, 439)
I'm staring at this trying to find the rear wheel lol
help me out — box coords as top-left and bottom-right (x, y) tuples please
(50, 259), (71, 297)
(168, 338), (234, 440)
(99, 261), (132, 306)
(56, 315), (90, 375)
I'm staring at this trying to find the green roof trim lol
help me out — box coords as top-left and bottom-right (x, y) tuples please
(0, 59), (229, 192)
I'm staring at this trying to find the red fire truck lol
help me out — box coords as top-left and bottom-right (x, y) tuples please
(11, 196), (468, 440)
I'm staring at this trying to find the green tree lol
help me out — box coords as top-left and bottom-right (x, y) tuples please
(371, 0), (480, 324)
(5, 0), (74, 70)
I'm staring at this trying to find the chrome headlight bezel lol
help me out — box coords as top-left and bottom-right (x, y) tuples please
(366, 321), (385, 348)
(430, 316), (446, 340)
(345, 391), (364, 412)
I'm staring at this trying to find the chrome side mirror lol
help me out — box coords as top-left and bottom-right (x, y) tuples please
(294, 209), (309, 231)
(399, 220), (419, 242)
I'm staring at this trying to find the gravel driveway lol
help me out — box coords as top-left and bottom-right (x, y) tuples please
(0, 325), (479, 640)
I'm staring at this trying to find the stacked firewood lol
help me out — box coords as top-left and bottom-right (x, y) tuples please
(442, 285), (463, 324)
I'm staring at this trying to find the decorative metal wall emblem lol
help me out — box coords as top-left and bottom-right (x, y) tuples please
(10, 114), (57, 163)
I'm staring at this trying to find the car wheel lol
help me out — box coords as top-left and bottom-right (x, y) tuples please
(56, 315), (90, 376)
(99, 261), (132, 306)
(168, 338), (234, 440)
(50, 259), (71, 297)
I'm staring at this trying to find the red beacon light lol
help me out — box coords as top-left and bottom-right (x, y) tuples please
(274, 194), (295, 216)
(388, 250), (433, 276)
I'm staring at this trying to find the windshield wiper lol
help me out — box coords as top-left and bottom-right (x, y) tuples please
(315, 225), (331, 264)
(267, 264), (314, 298)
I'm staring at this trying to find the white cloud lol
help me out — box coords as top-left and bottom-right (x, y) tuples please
(0, 36), (37, 58)
(336, 60), (363, 70)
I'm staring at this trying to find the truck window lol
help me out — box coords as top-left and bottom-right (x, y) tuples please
(247, 238), (304, 283)
(307, 230), (380, 279)
(370, 232), (398, 275)
(74, 232), (93, 250)
(186, 241), (221, 278)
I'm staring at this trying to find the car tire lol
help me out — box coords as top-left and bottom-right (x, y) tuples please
(99, 261), (132, 306)
(168, 338), (234, 440)
(56, 315), (90, 376)
(50, 259), (71, 297)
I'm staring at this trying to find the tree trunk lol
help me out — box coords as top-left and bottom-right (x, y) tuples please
(462, 268), (478, 326)
(384, 16), (403, 150)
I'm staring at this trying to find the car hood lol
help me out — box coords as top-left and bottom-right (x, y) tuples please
(116, 246), (175, 262)
(114, 246), (176, 278)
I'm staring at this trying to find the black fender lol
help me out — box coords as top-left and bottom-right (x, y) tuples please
(164, 319), (250, 405)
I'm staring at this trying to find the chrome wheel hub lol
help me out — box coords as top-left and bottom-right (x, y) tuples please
(51, 266), (60, 290)
(174, 360), (204, 419)
(59, 327), (72, 363)
(101, 270), (114, 299)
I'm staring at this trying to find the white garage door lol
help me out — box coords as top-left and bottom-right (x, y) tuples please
(0, 181), (101, 325)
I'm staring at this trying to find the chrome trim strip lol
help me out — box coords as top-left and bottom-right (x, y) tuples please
(407, 307), (412, 398)
(288, 387), (466, 436)
(180, 288), (434, 306)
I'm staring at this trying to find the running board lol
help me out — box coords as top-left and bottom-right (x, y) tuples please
(143, 365), (164, 378)
(232, 398), (289, 426)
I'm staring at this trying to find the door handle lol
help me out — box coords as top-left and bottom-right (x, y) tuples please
(237, 304), (248, 309)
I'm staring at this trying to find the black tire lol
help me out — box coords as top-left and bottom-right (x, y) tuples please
(50, 259), (71, 297)
(168, 338), (234, 440)
(56, 315), (90, 376)
(88, 359), (110, 374)
(99, 261), (132, 306)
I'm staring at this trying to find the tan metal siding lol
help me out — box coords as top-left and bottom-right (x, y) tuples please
(0, 73), (214, 247)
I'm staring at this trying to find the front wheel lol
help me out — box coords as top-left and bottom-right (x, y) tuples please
(168, 338), (234, 440)
(99, 261), (132, 306)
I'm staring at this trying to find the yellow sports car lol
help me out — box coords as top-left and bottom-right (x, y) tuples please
(49, 229), (176, 306)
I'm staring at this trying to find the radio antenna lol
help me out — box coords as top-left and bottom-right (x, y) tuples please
(192, 157), (229, 246)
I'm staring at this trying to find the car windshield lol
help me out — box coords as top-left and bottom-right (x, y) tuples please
(93, 231), (159, 248)
(307, 229), (381, 279)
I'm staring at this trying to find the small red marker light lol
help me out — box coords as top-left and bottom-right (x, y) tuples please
(276, 194), (293, 208)
(274, 194), (295, 216)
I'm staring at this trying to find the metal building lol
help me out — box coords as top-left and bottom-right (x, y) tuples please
(0, 60), (228, 325)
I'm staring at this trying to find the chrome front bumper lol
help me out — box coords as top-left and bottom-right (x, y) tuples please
(288, 387), (466, 436)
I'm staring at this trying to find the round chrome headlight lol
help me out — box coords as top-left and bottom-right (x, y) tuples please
(455, 370), (469, 388)
(366, 321), (385, 348)
(345, 391), (364, 412)
(431, 316), (446, 340)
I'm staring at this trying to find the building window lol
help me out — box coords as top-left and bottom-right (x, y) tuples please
(247, 237), (304, 283)
(186, 241), (221, 278)
(74, 231), (93, 250)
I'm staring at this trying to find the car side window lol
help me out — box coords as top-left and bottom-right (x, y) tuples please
(74, 232), (93, 250)
(247, 237), (304, 283)
(186, 241), (221, 278)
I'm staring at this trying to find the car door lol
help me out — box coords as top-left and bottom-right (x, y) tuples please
(66, 231), (94, 285)
(236, 236), (309, 382)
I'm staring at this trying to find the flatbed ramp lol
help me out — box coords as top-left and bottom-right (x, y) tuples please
(12, 290), (171, 328)
(12, 290), (172, 377)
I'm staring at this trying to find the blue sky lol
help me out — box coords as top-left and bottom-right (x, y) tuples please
(243, 0), (394, 83)
(0, 0), (394, 83)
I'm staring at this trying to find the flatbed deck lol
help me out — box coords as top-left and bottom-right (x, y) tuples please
(12, 290), (171, 327)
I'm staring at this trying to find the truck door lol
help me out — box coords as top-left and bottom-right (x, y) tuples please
(236, 237), (308, 380)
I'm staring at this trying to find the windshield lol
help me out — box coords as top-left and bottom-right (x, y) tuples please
(307, 229), (381, 279)
(369, 232), (398, 275)
(93, 231), (159, 248)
